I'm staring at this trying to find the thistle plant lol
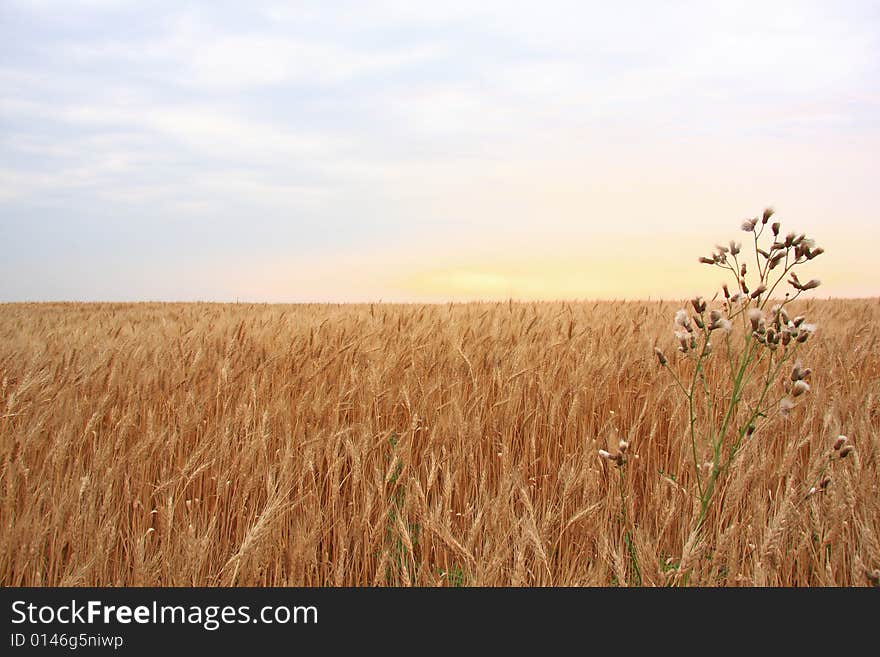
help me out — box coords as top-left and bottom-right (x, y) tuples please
(653, 208), (825, 528)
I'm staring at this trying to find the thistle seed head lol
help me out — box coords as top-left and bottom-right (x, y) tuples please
(838, 445), (853, 459)
(832, 435), (848, 451)
(741, 218), (758, 232)
(792, 380), (810, 397)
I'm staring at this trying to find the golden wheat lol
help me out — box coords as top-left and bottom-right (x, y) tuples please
(1, 299), (878, 586)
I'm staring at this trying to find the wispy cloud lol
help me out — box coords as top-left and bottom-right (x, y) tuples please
(1, 0), (878, 300)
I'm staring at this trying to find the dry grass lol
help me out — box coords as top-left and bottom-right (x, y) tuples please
(1, 299), (878, 586)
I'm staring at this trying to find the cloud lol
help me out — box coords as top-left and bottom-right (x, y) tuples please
(1, 1), (878, 300)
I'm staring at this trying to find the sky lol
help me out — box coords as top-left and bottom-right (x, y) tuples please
(1, 0), (878, 302)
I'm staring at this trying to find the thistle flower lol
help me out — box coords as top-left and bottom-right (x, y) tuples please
(741, 217), (758, 232)
(729, 240), (741, 256)
(748, 308), (764, 332)
(750, 283), (767, 299)
(839, 445), (853, 459)
(618, 440), (629, 453)
(768, 252), (786, 269)
(654, 347), (667, 366)
(797, 324), (816, 342)
(833, 435), (847, 451)
(675, 330), (690, 352)
(708, 313), (731, 332)
(599, 448), (625, 465)
(781, 330), (792, 346)
(789, 274), (821, 291)
(691, 296), (706, 314)
(790, 362), (809, 381)
(674, 309), (693, 332)
(777, 306), (790, 324)
(792, 380), (810, 397)
(699, 256), (715, 265)
(780, 397), (796, 416)
(762, 208), (774, 224)
(771, 221), (780, 236)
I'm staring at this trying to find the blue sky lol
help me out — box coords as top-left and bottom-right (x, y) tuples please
(2, 1), (878, 301)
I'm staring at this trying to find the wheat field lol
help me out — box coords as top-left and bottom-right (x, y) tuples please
(1, 300), (878, 586)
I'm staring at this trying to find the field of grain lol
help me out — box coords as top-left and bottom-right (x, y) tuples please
(1, 300), (878, 586)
